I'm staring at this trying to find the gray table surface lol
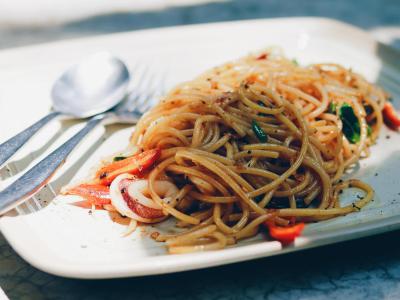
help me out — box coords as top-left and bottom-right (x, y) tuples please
(1, 1), (400, 299)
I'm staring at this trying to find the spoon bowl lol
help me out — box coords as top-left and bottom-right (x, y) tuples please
(51, 52), (130, 118)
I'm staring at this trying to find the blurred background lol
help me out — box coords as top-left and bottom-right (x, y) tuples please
(0, 0), (399, 50)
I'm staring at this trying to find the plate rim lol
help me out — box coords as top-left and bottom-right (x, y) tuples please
(1, 16), (400, 279)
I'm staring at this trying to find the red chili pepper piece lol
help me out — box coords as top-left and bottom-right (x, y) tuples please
(383, 102), (400, 129)
(96, 148), (161, 185)
(265, 222), (305, 245)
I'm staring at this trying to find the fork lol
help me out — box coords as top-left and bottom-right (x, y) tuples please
(0, 65), (166, 215)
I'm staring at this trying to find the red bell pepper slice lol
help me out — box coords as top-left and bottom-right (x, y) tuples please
(64, 184), (111, 208)
(265, 222), (305, 245)
(96, 148), (161, 185)
(383, 102), (400, 129)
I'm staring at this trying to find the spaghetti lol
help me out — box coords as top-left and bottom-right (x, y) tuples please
(65, 48), (388, 254)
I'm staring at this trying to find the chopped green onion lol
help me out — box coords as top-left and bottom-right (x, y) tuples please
(252, 120), (268, 143)
(257, 101), (268, 116)
(327, 102), (337, 114)
(113, 156), (128, 162)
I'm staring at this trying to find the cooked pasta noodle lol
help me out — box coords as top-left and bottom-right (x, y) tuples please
(65, 48), (388, 254)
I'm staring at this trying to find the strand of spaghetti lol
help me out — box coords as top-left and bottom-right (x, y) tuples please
(213, 204), (237, 234)
(234, 150), (280, 160)
(146, 127), (190, 148)
(148, 157), (200, 225)
(162, 147), (234, 165)
(232, 202), (251, 231)
(189, 192), (237, 203)
(258, 189), (276, 208)
(277, 180), (373, 217)
(192, 115), (222, 147)
(141, 113), (200, 146)
(308, 82), (329, 118)
(232, 214), (272, 240)
(242, 99), (310, 199)
(211, 103), (247, 136)
(238, 84), (285, 115)
(166, 165), (230, 195)
(168, 232), (227, 254)
(273, 171), (311, 197)
(165, 225), (217, 246)
(175, 150), (265, 214)
(278, 83), (321, 106)
(170, 185), (193, 208)
(203, 134), (231, 152)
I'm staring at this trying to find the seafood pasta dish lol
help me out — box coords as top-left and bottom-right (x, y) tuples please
(63, 47), (396, 254)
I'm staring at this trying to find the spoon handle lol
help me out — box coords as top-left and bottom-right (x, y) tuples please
(0, 114), (105, 215)
(0, 111), (61, 167)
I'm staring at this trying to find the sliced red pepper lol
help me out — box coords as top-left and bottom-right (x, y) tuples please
(383, 102), (400, 129)
(265, 222), (305, 245)
(256, 53), (268, 60)
(64, 184), (111, 206)
(96, 148), (161, 185)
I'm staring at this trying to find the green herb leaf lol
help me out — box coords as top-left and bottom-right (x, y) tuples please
(252, 120), (268, 143)
(292, 59), (299, 66)
(327, 102), (337, 114)
(339, 103), (360, 144)
(113, 156), (128, 162)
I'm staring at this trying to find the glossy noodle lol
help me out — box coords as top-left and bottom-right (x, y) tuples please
(65, 48), (388, 254)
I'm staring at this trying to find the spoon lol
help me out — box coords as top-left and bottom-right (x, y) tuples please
(0, 52), (130, 167)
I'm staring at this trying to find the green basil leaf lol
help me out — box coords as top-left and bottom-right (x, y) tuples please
(113, 156), (128, 162)
(340, 103), (360, 144)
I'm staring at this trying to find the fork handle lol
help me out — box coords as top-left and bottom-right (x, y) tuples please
(0, 111), (61, 168)
(0, 114), (106, 215)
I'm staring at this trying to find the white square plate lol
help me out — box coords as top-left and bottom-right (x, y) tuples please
(1, 17), (400, 279)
